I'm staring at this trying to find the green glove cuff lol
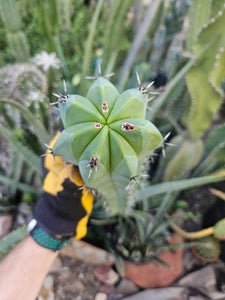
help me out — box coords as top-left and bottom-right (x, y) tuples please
(27, 218), (69, 251)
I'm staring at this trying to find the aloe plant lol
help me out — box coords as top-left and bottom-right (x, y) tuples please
(52, 76), (163, 214)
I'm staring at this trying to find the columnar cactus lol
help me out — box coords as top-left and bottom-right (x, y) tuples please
(52, 77), (163, 214)
(0, 0), (30, 62)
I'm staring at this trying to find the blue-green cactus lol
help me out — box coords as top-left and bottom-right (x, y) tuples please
(52, 77), (163, 214)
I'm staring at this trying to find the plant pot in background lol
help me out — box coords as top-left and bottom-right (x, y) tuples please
(123, 235), (183, 289)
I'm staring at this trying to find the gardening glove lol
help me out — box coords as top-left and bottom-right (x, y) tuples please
(27, 132), (94, 251)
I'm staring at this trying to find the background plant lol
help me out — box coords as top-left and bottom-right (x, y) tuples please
(0, 0), (225, 266)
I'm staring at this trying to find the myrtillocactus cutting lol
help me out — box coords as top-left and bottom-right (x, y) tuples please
(52, 77), (163, 214)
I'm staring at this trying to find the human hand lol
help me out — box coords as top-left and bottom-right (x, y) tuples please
(27, 133), (94, 251)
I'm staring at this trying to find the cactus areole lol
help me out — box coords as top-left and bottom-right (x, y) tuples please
(52, 77), (163, 214)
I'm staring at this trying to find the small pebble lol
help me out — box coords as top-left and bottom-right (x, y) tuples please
(95, 292), (107, 300)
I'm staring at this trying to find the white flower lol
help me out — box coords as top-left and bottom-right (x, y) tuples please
(32, 51), (61, 71)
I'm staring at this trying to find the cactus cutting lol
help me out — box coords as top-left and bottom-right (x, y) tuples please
(50, 76), (163, 214)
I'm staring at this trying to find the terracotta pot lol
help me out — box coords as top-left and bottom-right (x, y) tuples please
(123, 234), (183, 289)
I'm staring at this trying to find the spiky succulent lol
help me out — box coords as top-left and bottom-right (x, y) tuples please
(52, 77), (163, 214)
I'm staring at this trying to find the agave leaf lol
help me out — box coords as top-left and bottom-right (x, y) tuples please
(151, 216), (178, 237)
(135, 171), (225, 202)
(0, 225), (27, 259)
(131, 210), (150, 244)
(148, 194), (174, 236)
(156, 241), (200, 252)
(150, 255), (172, 268)
(0, 98), (50, 145)
(0, 175), (40, 194)
(193, 146), (225, 177)
(193, 124), (225, 176)
(163, 136), (204, 181)
(90, 217), (117, 225)
(114, 254), (125, 276)
(154, 134), (204, 182)
(8, 151), (24, 193)
(0, 123), (41, 175)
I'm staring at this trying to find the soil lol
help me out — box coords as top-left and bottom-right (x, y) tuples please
(52, 256), (102, 300)
(42, 252), (130, 300)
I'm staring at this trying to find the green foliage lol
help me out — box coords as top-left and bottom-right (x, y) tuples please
(186, 5), (225, 139)
(80, 0), (105, 93)
(0, 0), (225, 265)
(154, 134), (204, 182)
(0, 197), (16, 216)
(135, 171), (225, 202)
(101, 0), (135, 74)
(193, 124), (225, 176)
(35, 0), (69, 77)
(0, 123), (41, 175)
(0, 225), (27, 259)
(150, 0), (190, 74)
(0, 63), (49, 219)
(0, 0), (30, 62)
(89, 194), (179, 270)
(150, 4), (225, 184)
(186, 0), (211, 51)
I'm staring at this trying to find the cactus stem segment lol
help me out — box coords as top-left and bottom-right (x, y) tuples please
(122, 122), (135, 132)
(87, 157), (98, 178)
(102, 100), (109, 113)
